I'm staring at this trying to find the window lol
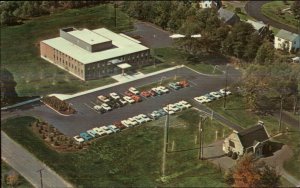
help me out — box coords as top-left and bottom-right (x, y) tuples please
(278, 38), (281, 41)
(229, 140), (235, 148)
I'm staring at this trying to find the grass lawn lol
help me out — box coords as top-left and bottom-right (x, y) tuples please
(141, 48), (223, 75)
(206, 94), (300, 181)
(261, 1), (299, 30)
(1, 160), (33, 188)
(1, 109), (230, 187)
(0, 4), (132, 97)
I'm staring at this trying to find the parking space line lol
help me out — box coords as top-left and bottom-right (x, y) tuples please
(188, 80), (198, 86)
(90, 101), (98, 106)
(84, 103), (100, 114)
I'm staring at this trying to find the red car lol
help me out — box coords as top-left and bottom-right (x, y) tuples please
(177, 80), (190, 87)
(114, 121), (126, 130)
(131, 95), (142, 102)
(141, 91), (151, 97)
(150, 90), (157, 96)
(124, 91), (134, 97)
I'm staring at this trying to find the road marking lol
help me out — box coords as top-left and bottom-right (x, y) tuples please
(189, 80), (198, 86)
(84, 103), (100, 114)
(90, 101), (98, 106)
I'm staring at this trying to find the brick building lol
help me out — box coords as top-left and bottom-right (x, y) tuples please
(40, 27), (151, 80)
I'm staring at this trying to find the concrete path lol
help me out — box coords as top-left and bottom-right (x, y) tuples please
(1, 131), (73, 188)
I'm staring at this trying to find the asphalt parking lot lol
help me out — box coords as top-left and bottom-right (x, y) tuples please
(21, 67), (239, 136)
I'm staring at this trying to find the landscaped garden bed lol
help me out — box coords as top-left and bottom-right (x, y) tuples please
(41, 96), (76, 115)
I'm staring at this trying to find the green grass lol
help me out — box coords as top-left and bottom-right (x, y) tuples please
(1, 160), (34, 188)
(206, 94), (300, 180)
(261, 1), (299, 30)
(141, 48), (223, 75)
(1, 110), (230, 187)
(0, 4), (132, 97)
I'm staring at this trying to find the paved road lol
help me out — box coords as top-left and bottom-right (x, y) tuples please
(1, 131), (73, 188)
(245, 1), (298, 33)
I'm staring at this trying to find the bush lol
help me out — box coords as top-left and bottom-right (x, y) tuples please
(41, 96), (75, 114)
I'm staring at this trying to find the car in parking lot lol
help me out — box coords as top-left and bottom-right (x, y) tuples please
(210, 91), (222, 99)
(177, 80), (189, 87)
(123, 96), (135, 104)
(158, 109), (168, 116)
(121, 120), (132, 128)
(174, 102), (187, 110)
(79, 132), (93, 141)
(128, 117), (139, 126)
(100, 126), (113, 134)
(107, 125), (120, 133)
(98, 95), (110, 103)
(73, 135), (84, 143)
(110, 92), (120, 100)
(114, 121), (127, 130)
(141, 91), (151, 98)
(93, 105), (102, 111)
(124, 91), (134, 97)
(150, 90), (157, 96)
(204, 94), (215, 101)
(131, 95), (142, 102)
(132, 115), (146, 124)
(166, 104), (180, 112)
(101, 103), (112, 111)
(194, 96), (209, 104)
(119, 98), (127, 105)
(150, 110), (161, 119)
(87, 129), (98, 137)
(220, 88), (232, 96)
(157, 86), (169, 93)
(163, 107), (175, 115)
(129, 87), (140, 95)
(169, 82), (181, 90)
(151, 87), (163, 95)
(178, 100), (192, 108)
(138, 114), (152, 122)
(93, 127), (106, 136)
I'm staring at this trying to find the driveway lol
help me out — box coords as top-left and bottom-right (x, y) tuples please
(245, 1), (298, 33)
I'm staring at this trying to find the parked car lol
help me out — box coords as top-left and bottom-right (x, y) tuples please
(131, 95), (142, 102)
(124, 91), (134, 97)
(150, 110), (161, 119)
(86, 129), (98, 137)
(158, 109), (168, 116)
(150, 90), (157, 96)
(210, 91), (222, 99)
(107, 125), (120, 133)
(93, 127), (106, 136)
(101, 103), (112, 111)
(177, 80), (189, 87)
(151, 87), (163, 95)
(220, 88), (232, 96)
(138, 114), (152, 122)
(157, 86), (169, 93)
(194, 96), (208, 104)
(114, 121), (127, 130)
(204, 94), (215, 101)
(166, 104), (180, 112)
(163, 107), (175, 115)
(129, 87), (140, 95)
(141, 91), (151, 97)
(169, 82), (181, 90)
(178, 100), (192, 108)
(98, 95), (110, 103)
(100, 126), (113, 134)
(123, 96), (135, 104)
(132, 115), (145, 124)
(73, 135), (84, 143)
(174, 102), (187, 110)
(128, 117), (139, 126)
(93, 105), (102, 111)
(110, 92), (120, 100)
(79, 132), (93, 141)
(121, 120), (132, 128)
(119, 98), (127, 105)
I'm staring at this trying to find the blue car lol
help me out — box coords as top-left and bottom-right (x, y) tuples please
(80, 132), (93, 141)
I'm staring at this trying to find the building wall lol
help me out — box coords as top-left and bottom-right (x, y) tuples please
(274, 36), (300, 52)
(223, 132), (244, 156)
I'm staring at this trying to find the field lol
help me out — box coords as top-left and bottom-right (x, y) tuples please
(1, 108), (231, 187)
(141, 48), (223, 75)
(0, 4), (132, 97)
(261, 1), (299, 30)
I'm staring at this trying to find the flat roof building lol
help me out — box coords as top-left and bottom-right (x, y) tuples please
(40, 27), (151, 80)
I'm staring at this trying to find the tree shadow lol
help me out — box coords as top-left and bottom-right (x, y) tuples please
(186, 53), (230, 66)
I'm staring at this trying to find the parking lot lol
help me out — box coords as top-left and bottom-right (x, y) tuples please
(22, 67), (236, 136)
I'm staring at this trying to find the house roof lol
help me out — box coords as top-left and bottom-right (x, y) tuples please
(218, 8), (238, 23)
(276, 29), (299, 41)
(246, 20), (266, 31)
(237, 124), (269, 149)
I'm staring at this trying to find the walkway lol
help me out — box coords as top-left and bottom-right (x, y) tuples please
(1, 131), (73, 188)
(245, 1), (298, 33)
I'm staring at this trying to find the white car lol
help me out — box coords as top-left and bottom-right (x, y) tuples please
(123, 96), (135, 104)
(163, 107), (175, 115)
(210, 92), (222, 99)
(101, 103), (112, 111)
(121, 120), (132, 127)
(132, 116), (145, 124)
(110, 92), (120, 100)
(97, 95), (110, 103)
(93, 105), (102, 111)
(86, 129), (98, 137)
(157, 86), (169, 93)
(167, 104), (180, 112)
(129, 87), (140, 95)
(128, 118), (138, 126)
(73, 135), (84, 143)
(178, 100), (192, 108)
(93, 127), (106, 136)
(138, 114), (152, 122)
(174, 102), (187, 110)
(194, 96), (208, 104)
(119, 98), (127, 105)
(100, 126), (113, 134)
(220, 89), (232, 96)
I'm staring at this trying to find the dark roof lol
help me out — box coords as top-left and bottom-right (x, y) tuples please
(238, 124), (269, 148)
(218, 8), (240, 25)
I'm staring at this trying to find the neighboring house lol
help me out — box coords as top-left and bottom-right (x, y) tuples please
(246, 20), (269, 36)
(218, 8), (240, 25)
(199, 0), (222, 9)
(223, 122), (269, 159)
(274, 29), (300, 52)
(40, 27), (151, 81)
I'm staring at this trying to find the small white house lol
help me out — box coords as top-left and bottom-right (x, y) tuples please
(274, 29), (300, 52)
(199, 0), (221, 9)
(223, 123), (269, 159)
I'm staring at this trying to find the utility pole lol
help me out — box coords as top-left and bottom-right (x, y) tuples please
(223, 65), (228, 109)
(37, 168), (44, 188)
(279, 95), (283, 132)
(114, 3), (117, 28)
(162, 105), (170, 178)
(198, 116), (207, 160)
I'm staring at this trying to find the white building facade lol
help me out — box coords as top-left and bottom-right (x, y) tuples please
(274, 29), (300, 52)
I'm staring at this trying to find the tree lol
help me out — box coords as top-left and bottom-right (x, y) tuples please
(225, 154), (281, 187)
(291, 1), (300, 19)
(255, 42), (275, 64)
(1, 68), (18, 106)
(6, 170), (20, 187)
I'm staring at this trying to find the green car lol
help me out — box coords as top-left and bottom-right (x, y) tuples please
(168, 82), (181, 90)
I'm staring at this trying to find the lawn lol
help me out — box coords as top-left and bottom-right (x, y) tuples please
(261, 1), (299, 30)
(0, 4), (132, 97)
(141, 48), (223, 75)
(1, 109), (230, 187)
(1, 160), (33, 188)
(206, 94), (300, 181)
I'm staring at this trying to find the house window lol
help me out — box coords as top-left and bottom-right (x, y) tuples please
(229, 140), (235, 148)
(278, 38), (281, 41)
